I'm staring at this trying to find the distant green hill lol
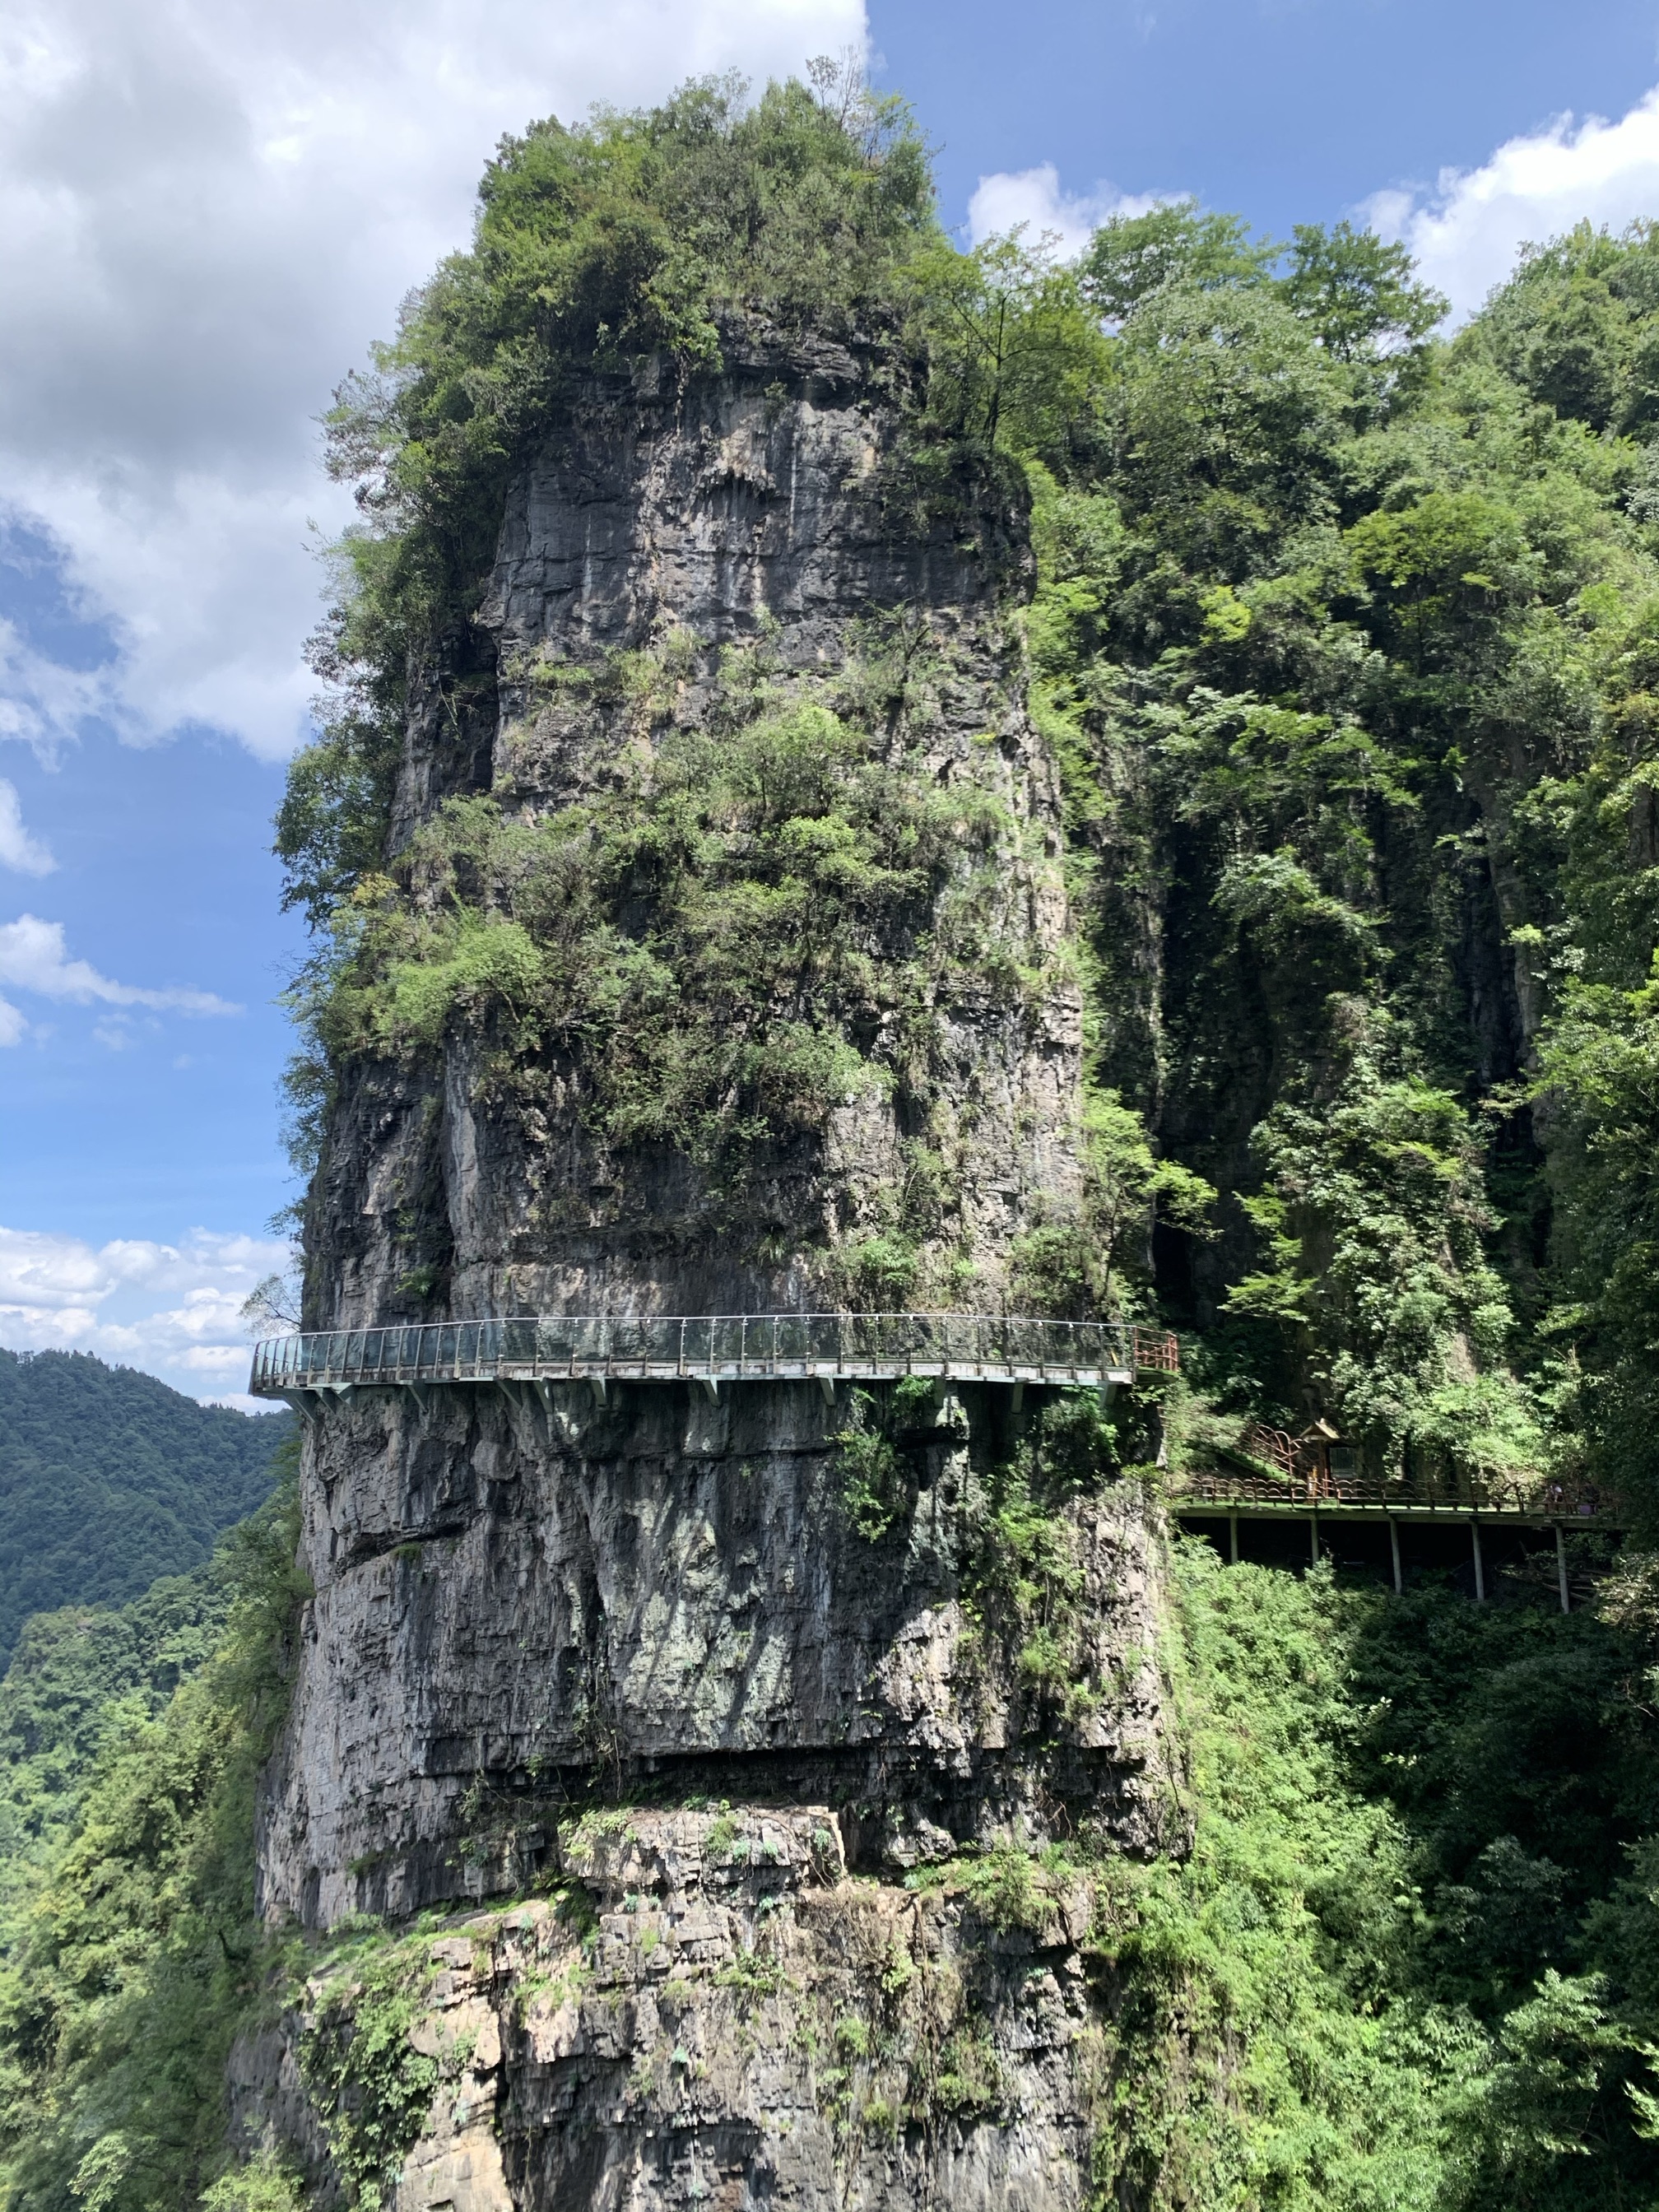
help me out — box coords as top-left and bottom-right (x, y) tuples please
(0, 1564), (228, 1940)
(0, 1350), (292, 1663)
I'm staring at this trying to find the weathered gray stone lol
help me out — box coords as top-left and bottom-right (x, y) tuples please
(307, 325), (1080, 1332)
(241, 1808), (1123, 2212)
(258, 1383), (1175, 1928)
(254, 326), (1182, 2208)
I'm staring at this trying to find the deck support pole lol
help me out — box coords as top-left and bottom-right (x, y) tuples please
(1471, 1519), (1486, 1603)
(1229, 1512), (1239, 1565)
(1010, 1381), (1024, 1414)
(1556, 1523), (1571, 1615)
(818, 1374), (836, 1406)
(1309, 1513), (1320, 1570)
(1388, 1517), (1402, 1596)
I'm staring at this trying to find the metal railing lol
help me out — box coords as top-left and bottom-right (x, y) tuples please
(1173, 1466), (1621, 1521)
(249, 1313), (1179, 1401)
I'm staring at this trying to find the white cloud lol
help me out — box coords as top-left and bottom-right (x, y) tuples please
(0, 1223), (293, 1400)
(1367, 86), (1659, 323)
(0, 778), (53, 873)
(0, 913), (239, 1014)
(966, 163), (1164, 258)
(0, 996), (23, 1045)
(0, 0), (867, 761)
(0, 606), (128, 760)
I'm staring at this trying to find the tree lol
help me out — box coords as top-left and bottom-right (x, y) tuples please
(1078, 198), (1275, 322)
(1279, 220), (1446, 360)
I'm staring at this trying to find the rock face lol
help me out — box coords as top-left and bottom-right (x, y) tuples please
(258, 326), (1181, 2205)
(307, 324), (1081, 1330)
(259, 1388), (1173, 1928)
(242, 1808), (1127, 2212)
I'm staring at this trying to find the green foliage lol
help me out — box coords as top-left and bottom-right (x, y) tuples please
(1224, 1065), (1539, 1473)
(0, 1445), (309, 2212)
(1086, 1542), (1659, 2210)
(1080, 199), (1277, 322)
(834, 1382), (936, 1541)
(300, 1932), (444, 2208)
(1279, 220), (1447, 361)
(1472, 219), (1659, 435)
(279, 67), (937, 925)
(197, 2151), (305, 2212)
(296, 679), (1045, 1202)
(958, 1392), (1138, 1721)
(1013, 197), (1659, 1501)
(1011, 1086), (1215, 1316)
(0, 1570), (225, 1948)
(0, 1351), (291, 1666)
(912, 227), (1110, 462)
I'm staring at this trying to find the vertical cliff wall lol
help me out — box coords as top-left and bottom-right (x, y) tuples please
(255, 325), (1180, 2206)
(307, 327), (1081, 1332)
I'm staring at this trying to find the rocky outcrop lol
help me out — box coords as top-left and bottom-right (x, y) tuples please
(306, 323), (1081, 1331)
(241, 1807), (1130, 2212)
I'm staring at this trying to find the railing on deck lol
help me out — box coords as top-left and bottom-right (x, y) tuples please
(249, 1313), (1179, 1401)
(1174, 1462), (1620, 1521)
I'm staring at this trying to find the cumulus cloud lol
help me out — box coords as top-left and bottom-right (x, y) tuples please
(966, 162), (1161, 258)
(1367, 86), (1659, 323)
(0, 0), (867, 761)
(0, 1224), (293, 1401)
(0, 913), (239, 1014)
(0, 778), (51, 873)
(0, 610), (124, 759)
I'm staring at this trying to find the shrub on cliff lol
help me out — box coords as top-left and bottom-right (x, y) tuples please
(277, 64), (938, 931)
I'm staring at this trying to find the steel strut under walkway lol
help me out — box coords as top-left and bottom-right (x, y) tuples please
(1174, 1489), (1622, 1615)
(249, 1312), (1180, 1415)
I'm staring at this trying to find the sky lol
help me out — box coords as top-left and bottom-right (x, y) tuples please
(5, 0), (1659, 1405)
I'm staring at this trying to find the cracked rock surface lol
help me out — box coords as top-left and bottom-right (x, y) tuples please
(253, 326), (1182, 2207)
(241, 1807), (1122, 2212)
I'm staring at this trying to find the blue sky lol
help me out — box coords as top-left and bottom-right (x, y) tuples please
(876, 0), (1659, 246)
(5, 0), (1659, 1399)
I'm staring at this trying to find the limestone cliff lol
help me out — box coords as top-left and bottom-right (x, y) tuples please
(306, 325), (1081, 1332)
(239, 1809), (1141, 2212)
(255, 324), (1182, 2207)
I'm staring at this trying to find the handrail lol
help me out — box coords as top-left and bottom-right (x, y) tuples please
(249, 1313), (1180, 1400)
(1173, 1466), (1621, 1521)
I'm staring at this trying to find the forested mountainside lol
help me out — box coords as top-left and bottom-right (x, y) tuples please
(276, 79), (1659, 1513)
(0, 1352), (291, 1662)
(16, 69), (1659, 2212)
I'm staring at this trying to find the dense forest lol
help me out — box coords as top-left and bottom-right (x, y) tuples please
(12, 68), (1659, 2211)
(0, 1353), (290, 1664)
